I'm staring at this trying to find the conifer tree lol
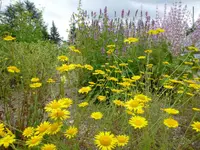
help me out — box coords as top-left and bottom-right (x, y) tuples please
(50, 21), (61, 44)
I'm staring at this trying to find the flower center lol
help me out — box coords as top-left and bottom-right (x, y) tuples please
(118, 137), (126, 143)
(67, 129), (75, 135)
(196, 124), (200, 129)
(134, 119), (143, 126)
(99, 136), (112, 146)
(130, 101), (139, 108)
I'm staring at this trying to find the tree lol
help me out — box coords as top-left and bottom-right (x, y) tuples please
(50, 21), (61, 44)
(1, 0), (49, 42)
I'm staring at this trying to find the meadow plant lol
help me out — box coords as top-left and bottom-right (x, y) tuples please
(1, 1), (200, 149)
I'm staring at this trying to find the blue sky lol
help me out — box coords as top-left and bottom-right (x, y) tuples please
(2, 0), (200, 40)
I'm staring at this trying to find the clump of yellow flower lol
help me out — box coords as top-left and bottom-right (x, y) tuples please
(138, 56), (146, 59)
(192, 108), (200, 112)
(107, 49), (115, 54)
(84, 64), (94, 70)
(47, 78), (56, 83)
(124, 37), (139, 44)
(7, 66), (20, 73)
(78, 102), (89, 107)
(187, 46), (199, 52)
(189, 83), (200, 90)
(107, 77), (118, 82)
(31, 77), (40, 82)
(69, 46), (81, 53)
(97, 95), (106, 102)
(56, 64), (76, 73)
(3, 35), (16, 41)
(107, 44), (115, 49)
(29, 82), (42, 88)
(118, 82), (131, 87)
(162, 108), (179, 115)
(163, 61), (170, 65)
(119, 63), (128, 67)
(131, 75), (141, 81)
(57, 55), (68, 61)
(113, 100), (124, 106)
(93, 70), (105, 75)
(148, 28), (165, 35)
(163, 85), (174, 89)
(78, 86), (92, 94)
(134, 94), (151, 103)
(144, 49), (152, 53)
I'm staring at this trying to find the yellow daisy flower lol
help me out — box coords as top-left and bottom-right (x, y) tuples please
(49, 109), (70, 121)
(94, 131), (117, 150)
(47, 78), (56, 83)
(138, 56), (146, 59)
(192, 108), (200, 112)
(26, 135), (43, 148)
(35, 121), (51, 135)
(64, 126), (78, 139)
(29, 82), (42, 88)
(116, 135), (129, 147)
(41, 144), (57, 150)
(31, 78), (40, 82)
(84, 64), (94, 71)
(125, 99), (143, 111)
(164, 118), (179, 128)
(78, 86), (92, 94)
(57, 55), (68, 61)
(97, 96), (106, 102)
(191, 121), (200, 132)
(131, 75), (141, 81)
(162, 108), (179, 115)
(23, 127), (35, 137)
(91, 112), (103, 120)
(78, 102), (89, 107)
(113, 100), (124, 107)
(0, 134), (16, 148)
(144, 49), (152, 53)
(49, 122), (62, 135)
(134, 94), (151, 103)
(129, 116), (148, 129)
(3, 35), (16, 41)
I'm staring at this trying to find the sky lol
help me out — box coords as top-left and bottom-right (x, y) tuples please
(1, 0), (200, 40)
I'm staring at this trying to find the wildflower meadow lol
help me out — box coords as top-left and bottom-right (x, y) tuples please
(0, 0), (200, 150)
